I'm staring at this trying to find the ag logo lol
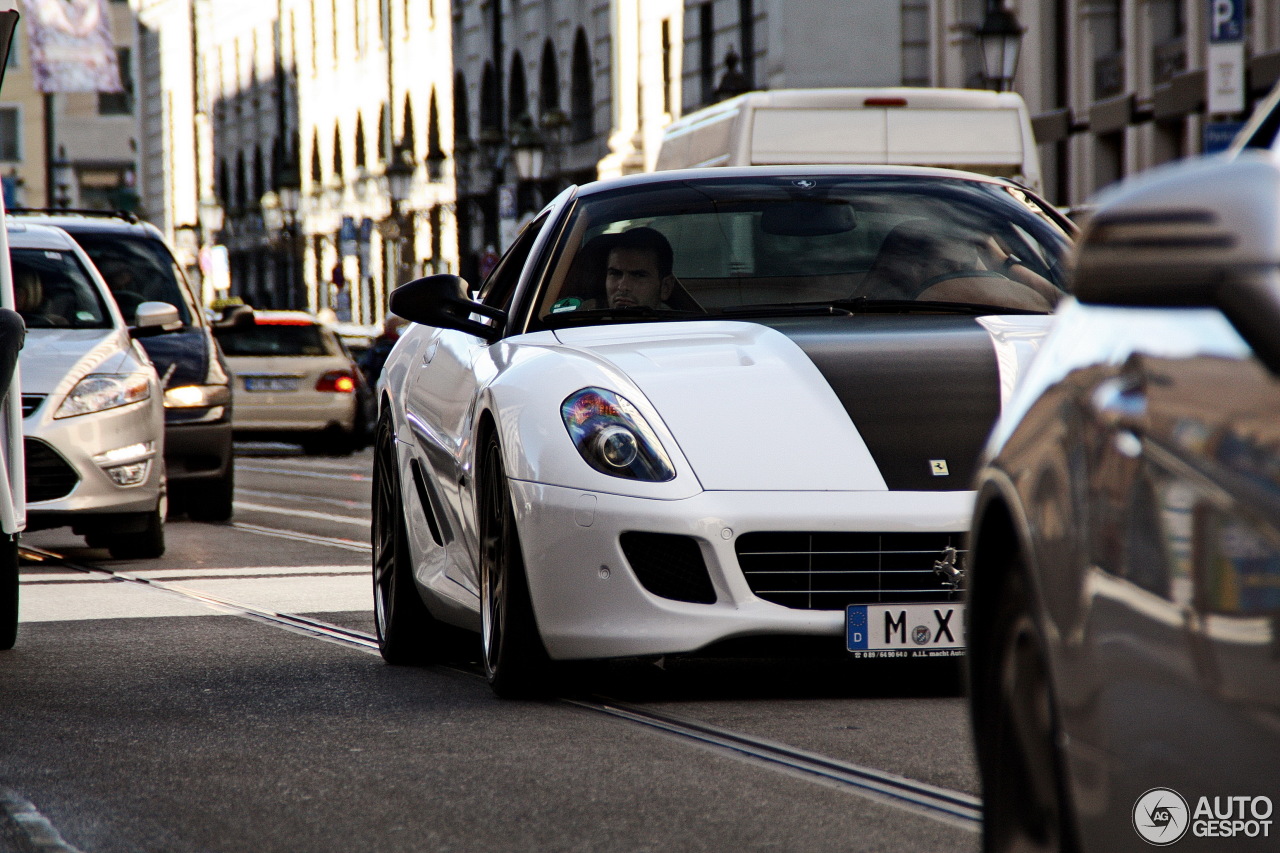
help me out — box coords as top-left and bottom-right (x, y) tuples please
(1133, 787), (1189, 845)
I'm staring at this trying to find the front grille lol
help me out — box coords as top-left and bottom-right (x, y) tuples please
(21, 394), (45, 418)
(735, 532), (965, 610)
(24, 438), (80, 502)
(620, 532), (717, 604)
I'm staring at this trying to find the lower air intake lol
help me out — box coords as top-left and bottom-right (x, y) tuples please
(619, 532), (717, 605)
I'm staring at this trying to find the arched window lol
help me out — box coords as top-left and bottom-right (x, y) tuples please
(539, 39), (560, 120)
(252, 146), (265, 204)
(401, 94), (416, 157)
(354, 113), (367, 169)
(332, 124), (343, 178)
(427, 88), (444, 179)
(377, 103), (389, 164)
(454, 71), (470, 141)
(310, 129), (323, 183)
(571, 29), (592, 143)
(479, 62), (499, 136)
(508, 51), (528, 125)
(234, 150), (246, 211)
(218, 157), (231, 207)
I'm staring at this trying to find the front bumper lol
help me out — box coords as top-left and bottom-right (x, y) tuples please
(163, 417), (233, 486)
(510, 481), (973, 660)
(25, 399), (163, 525)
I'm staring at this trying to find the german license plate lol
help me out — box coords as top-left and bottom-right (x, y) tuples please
(244, 376), (300, 392)
(846, 603), (965, 659)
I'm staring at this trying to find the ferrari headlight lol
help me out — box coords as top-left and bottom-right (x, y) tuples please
(55, 374), (152, 419)
(561, 388), (675, 482)
(164, 384), (231, 408)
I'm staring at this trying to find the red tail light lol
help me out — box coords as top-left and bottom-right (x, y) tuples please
(316, 371), (356, 393)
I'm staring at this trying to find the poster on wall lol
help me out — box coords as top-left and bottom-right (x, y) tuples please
(24, 0), (122, 93)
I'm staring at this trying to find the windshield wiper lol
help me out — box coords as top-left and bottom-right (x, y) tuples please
(542, 306), (706, 329)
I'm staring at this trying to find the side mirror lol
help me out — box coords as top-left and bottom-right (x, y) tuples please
(1074, 152), (1280, 374)
(130, 301), (182, 337)
(210, 304), (256, 336)
(389, 274), (506, 344)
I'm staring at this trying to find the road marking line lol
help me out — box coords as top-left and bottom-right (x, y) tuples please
(230, 522), (372, 552)
(233, 501), (369, 526)
(236, 464), (370, 482)
(0, 788), (86, 853)
(236, 487), (371, 511)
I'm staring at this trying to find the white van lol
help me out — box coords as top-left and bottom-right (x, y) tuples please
(655, 87), (1043, 193)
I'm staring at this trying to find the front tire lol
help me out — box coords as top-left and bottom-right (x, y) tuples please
(479, 434), (552, 698)
(977, 563), (1074, 853)
(372, 413), (443, 664)
(0, 534), (17, 649)
(105, 504), (167, 560)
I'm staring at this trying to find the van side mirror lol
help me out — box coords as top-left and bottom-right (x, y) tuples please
(1073, 153), (1280, 375)
(389, 274), (506, 344)
(130, 301), (182, 337)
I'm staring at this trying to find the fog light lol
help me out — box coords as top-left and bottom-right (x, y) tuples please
(105, 461), (150, 486)
(92, 441), (153, 466)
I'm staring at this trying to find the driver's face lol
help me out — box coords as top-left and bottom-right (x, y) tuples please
(605, 248), (671, 309)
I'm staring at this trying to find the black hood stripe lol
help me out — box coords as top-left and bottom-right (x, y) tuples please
(753, 315), (1001, 491)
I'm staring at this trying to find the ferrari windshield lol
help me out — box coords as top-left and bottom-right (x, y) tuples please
(537, 175), (1073, 324)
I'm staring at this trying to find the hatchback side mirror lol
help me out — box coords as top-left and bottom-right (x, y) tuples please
(1074, 152), (1280, 375)
(130, 301), (182, 337)
(389, 274), (506, 344)
(210, 304), (255, 336)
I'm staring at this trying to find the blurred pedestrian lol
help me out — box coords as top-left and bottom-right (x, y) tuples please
(358, 315), (407, 388)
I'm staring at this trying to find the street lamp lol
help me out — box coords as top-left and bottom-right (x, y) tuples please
(510, 114), (545, 183)
(976, 2), (1024, 92)
(384, 148), (416, 288)
(51, 147), (73, 208)
(385, 150), (415, 207)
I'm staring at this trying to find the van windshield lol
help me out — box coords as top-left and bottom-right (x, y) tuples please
(70, 233), (195, 326)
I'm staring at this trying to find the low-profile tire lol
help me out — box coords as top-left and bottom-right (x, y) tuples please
(184, 470), (235, 522)
(977, 563), (1074, 853)
(0, 534), (17, 650)
(105, 505), (166, 560)
(372, 414), (444, 664)
(479, 434), (553, 699)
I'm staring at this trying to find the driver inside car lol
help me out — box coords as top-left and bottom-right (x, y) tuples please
(603, 227), (678, 310)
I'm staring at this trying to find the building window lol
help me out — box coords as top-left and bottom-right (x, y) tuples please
(699, 4), (714, 106)
(508, 51), (528, 125)
(539, 40), (559, 120)
(661, 19), (672, 115)
(98, 47), (133, 115)
(0, 108), (19, 161)
(738, 0), (754, 88)
(454, 72), (470, 142)
(570, 29), (592, 143)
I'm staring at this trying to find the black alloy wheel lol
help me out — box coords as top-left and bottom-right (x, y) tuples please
(479, 434), (552, 698)
(979, 563), (1074, 853)
(0, 533), (17, 649)
(372, 412), (441, 664)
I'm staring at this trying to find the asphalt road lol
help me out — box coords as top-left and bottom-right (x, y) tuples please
(1, 445), (980, 852)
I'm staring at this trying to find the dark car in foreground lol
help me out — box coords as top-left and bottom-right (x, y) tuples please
(967, 147), (1280, 848)
(373, 165), (1074, 697)
(10, 211), (234, 521)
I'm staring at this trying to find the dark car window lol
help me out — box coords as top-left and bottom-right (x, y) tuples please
(11, 248), (112, 329)
(218, 323), (333, 356)
(537, 175), (1073, 322)
(478, 213), (549, 311)
(69, 232), (195, 325)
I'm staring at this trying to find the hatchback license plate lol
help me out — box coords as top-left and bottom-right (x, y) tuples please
(244, 376), (300, 392)
(846, 603), (965, 659)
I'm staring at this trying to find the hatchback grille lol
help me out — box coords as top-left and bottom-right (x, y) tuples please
(620, 532), (717, 604)
(21, 394), (45, 418)
(735, 532), (965, 610)
(24, 438), (80, 502)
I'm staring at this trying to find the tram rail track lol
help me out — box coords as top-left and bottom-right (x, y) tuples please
(15, 544), (983, 836)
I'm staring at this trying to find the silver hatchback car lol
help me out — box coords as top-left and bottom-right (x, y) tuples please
(12, 222), (173, 558)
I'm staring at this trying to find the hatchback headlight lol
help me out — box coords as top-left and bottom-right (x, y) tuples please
(561, 388), (675, 482)
(55, 374), (152, 419)
(164, 384), (231, 408)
